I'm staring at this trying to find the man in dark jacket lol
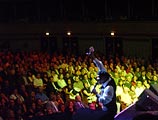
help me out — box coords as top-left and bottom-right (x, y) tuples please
(88, 46), (117, 120)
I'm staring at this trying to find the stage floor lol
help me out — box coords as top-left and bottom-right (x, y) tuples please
(114, 103), (158, 120)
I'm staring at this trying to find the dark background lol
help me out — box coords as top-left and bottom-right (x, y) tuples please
(0, 0), (158, 59)
(0, 0), (157, 23)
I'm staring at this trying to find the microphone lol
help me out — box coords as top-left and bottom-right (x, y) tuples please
(91, 82), (98, 94)
(86, 52), (91, 55)
(86, 46), (94, 55)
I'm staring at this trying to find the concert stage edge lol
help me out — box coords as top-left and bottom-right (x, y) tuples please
(114, 89), (158, 120)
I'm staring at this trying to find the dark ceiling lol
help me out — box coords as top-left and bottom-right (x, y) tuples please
(0, 0), (157, 23)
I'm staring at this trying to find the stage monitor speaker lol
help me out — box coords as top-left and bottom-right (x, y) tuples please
(114, 103), (136, 120)
(136, 89), (158, 111)
(150, 84), (158, 96)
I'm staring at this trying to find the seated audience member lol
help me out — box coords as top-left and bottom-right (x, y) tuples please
(26, 102), (38, 119)
(119, 85), (133, 110)
(63, 78), (74, 102)
(18, 68), (30, 88)
(57, 74), (67, 102)
(0, 116), (3, 120)
(41, 72), (49, 88)
(35, 86), (49, 104)
(135, 81), (145, 98)
(18, 84), (29, 100)
(8, 99), (16, 112)
(25, 91), (36, 106)
(137, 70), (148, 83)
(82, 82), (95, 104)
(58, 103), (66, 113)
(131, 75), (138, 87)
(65, 100), (75, 113)
(82, 74), (91, 87)
(33, 72), (44, 89)
(14, 98), (27, 120)
(70, 76), (84, 100)
(146, 71), (152, 81)
(5, 109), (16, 120)
(45, 76), (59, 96)
(51, 74), (62, 92)
(1, 80), (11, 96)
(0, 92), (9, 103)
(46, 108), (54, 115)
(74, 95), (86, 112)
(89, 72), (97, 84)
(56, 93), (65, 105)
(153, 70), (158, 79)
(88, 102), (96, 110)
(26, 71), (34, 86)
(134, 67), (141, 78)
(57, 74), (67, 89)
(143, 80), (150, 88)
(9, 88), (24, 103)
(113, 72), (121, 85)
(129, 86), (138, 103)
(116, 80), (124, 97)
(0, 92), (8, 119)
(150, 75), (158, 85)
(35, 98), (45, 116)
(45, 93), (59, 113)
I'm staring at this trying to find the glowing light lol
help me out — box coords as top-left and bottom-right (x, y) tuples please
(111, 32), (115, 36)
(46, 32), (49, 36)
(67, 31), (71, 36)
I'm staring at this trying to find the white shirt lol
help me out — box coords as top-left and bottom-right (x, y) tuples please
(97, 85), (114, 105)
(135, 87), (145, 97)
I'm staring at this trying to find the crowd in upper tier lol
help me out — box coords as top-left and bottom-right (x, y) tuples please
(0, 49), (157, 120)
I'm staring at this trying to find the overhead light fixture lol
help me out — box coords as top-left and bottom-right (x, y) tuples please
(111, 31), (115, 36)
(67, 31), (71, 36)
(46, 32), (49, 36)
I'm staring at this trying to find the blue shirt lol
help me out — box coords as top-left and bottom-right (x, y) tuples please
(35, 93), (49, 102)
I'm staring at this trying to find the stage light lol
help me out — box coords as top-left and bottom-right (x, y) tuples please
(46, 32), (49, 36)
(67, 31), (71, 36)
(111, 32), (115, 36)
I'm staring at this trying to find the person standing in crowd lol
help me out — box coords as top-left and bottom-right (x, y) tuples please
(87, 46), (117, 120)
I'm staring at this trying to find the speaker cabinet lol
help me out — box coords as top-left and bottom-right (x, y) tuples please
(150, 84), (158, 96)
(136, 89), (158, 111)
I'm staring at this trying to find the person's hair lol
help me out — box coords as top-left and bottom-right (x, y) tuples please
(98, 71), (110, 81)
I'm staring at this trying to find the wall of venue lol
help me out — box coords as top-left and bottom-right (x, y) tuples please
(0, 21), (157, 59)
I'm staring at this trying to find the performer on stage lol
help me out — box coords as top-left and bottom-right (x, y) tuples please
(87, 46), (117, 120)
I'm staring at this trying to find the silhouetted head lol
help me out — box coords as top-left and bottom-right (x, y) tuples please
(97, 71), (110, 84)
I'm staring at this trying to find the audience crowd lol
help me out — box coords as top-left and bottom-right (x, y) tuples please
(0, 49), (158, 120)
